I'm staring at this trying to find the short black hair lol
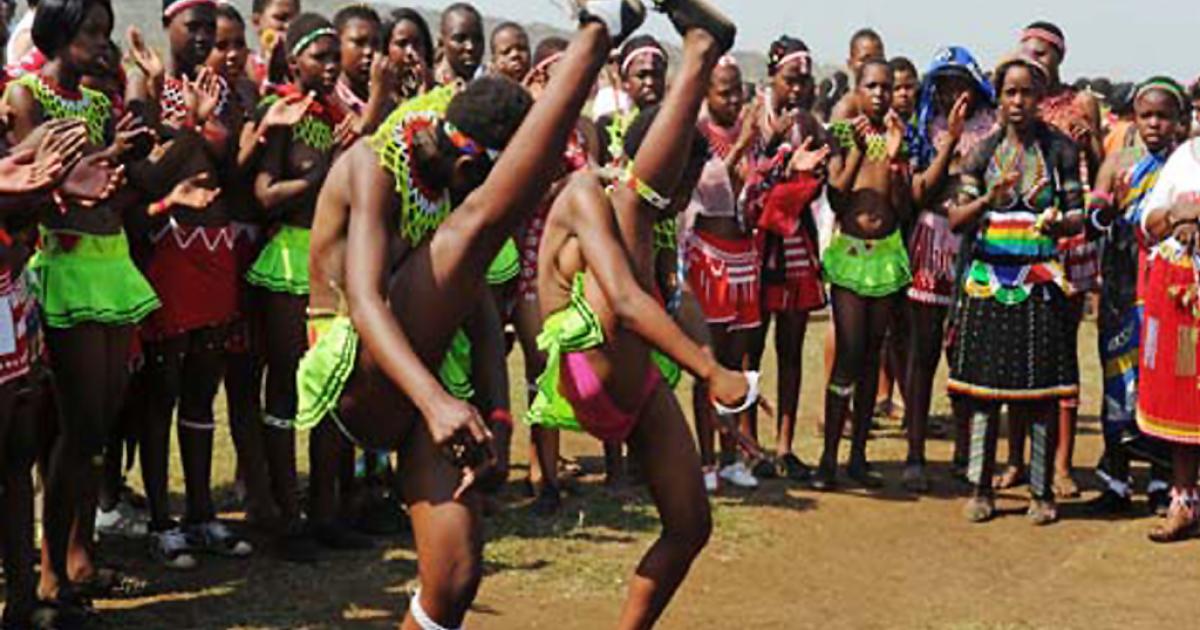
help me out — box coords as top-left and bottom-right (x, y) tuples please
(994, 57), (1048, 93)
(285, 12), (333, 58)
(441, 2), (481, 33)
(1191, 79), (1200, 101)
(889, 56), (917, 79)
(855, 57), (891, 85)
(33, 0), (112, 59)
(216, 2), (244, 26)
(445, 75), (533, 152)
(384, 7), (434, 68)
(334, 4), (380, 34)
(850, 28), (882, 53)
(533, 36), (568, 66)
(490, 21), (527, 49)
(623, 104), (710, 168)
(618, 34), (665, 79)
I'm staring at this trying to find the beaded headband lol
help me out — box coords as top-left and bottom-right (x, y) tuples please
(775, 50), (811, 75)
(290, 27), (337, 58)
(1021, 28), (1066, 56)
(620, 47), (665, 77)
(164, 0), (216, 19)
(443, 121), (500, 162)
(1135, 78), (1188, 112)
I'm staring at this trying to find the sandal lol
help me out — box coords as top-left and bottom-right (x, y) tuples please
(1053, 472), (1081, 499)
(1027, 500), (1059, 526)
(1148, 492), (1199, 544)
(993, 465), (1027, 490)
(963, 496), (995, 523)
(73, 567), (147, 599)
(775, 453), (811, 482)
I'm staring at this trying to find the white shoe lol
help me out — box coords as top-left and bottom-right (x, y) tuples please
(96, 503), (149, 539)
(185, 520), (254, 558)
(150, 528), (198, 571)
(703, 468), (719, 493)
(719, 462), (759, 489)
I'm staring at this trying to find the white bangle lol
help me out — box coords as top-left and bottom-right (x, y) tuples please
(712, 371), (761, 416)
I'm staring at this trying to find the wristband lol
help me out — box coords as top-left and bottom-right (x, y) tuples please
(149, 199), (169, 216)
(488, 409), (514, 428)
(712, 372), (762, 416)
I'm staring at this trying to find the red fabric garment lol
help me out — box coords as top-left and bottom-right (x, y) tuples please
(757, 172), (821, 237)
(685, 230), (760, 329)
(1137, 246), (1200, 444)
(140, 223), (239, 341)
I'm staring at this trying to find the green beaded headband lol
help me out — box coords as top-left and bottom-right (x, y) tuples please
(290, 27), (337, 58)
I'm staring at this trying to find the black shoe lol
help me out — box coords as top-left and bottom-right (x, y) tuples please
(314, 523), (375, 551)
(579, 0), (647, 47)
(775, 453), (811, 482)
(1083, 489), (1133, 516)
(651, 0), (736, 52)
(810, 465), (838, 492)
(847, 460), (883, 489)
(1148, 489), (1171, 518)
(531, 487), (562, 517)
(751, 458), (777, 480)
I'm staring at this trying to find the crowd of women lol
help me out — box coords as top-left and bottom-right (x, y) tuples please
(0, 0), (1198, 628)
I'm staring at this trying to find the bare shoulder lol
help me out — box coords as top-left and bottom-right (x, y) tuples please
(830, 93), (859, 122)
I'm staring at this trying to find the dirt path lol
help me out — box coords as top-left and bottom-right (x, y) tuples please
(6, 322), (1197, 629)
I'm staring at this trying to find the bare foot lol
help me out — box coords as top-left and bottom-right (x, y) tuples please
(992, 465), (1026, 490)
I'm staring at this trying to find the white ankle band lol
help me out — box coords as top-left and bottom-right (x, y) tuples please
(411, 589), (462, 630)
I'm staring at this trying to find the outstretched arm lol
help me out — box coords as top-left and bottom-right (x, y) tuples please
(455, 22), (611, 249)
(628, 29), (721, 203)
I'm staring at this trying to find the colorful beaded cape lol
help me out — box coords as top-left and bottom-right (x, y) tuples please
(369, 85), (457, 247)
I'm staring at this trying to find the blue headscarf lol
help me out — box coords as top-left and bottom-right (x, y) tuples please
(913, 46), (995, 169)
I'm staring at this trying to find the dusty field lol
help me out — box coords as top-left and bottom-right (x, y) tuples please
(4, 320), (1198, 629)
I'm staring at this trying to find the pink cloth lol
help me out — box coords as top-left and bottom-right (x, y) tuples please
(562, 351), (660, 443)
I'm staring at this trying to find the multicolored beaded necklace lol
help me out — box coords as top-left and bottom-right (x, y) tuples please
(369, 85), (457, 247)
(259, 85), (341, 154)
(829, 119), (891, 161)
(988, 136), (1053, 209)
(16, 73), (111, 145)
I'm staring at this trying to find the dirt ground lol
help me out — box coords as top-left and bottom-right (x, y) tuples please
(4, 320), (1198, 629)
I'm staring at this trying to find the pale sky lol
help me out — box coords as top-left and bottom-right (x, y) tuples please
(410, 0), (1200, 83)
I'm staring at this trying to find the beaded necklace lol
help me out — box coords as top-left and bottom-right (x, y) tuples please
(988, 136), (1052, 209)
(16, 73), (110, 145)
(258, 87), (339, 154)
(369, 85), (457, 247)
(829, 119), (891, 162)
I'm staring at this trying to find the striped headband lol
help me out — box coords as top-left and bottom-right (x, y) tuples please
(443, 121), (500, 162)
(1135, 78), (1188, 111)
(775, 50), (811, 75)
(163, 0), (216, 19)
(620, 46), (665, 76)
(291, 27), (337, 58)
(1021, 28), (1066, 56)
